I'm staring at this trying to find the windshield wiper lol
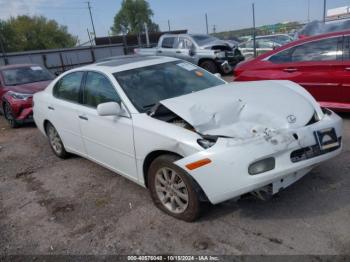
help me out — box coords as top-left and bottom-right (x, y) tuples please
(143, 103), (156, 109)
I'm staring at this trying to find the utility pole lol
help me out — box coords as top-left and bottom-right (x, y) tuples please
(212, 25), (216, 34)
(168, 20), (171, 32)
(87, 1), (97, 40)
(323, 0), (327, 23)
(252, 3), (257, 58)
(307, 0), (310, 22)
(205, 13), (209, 34)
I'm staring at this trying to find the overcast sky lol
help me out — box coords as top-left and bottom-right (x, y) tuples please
(0, 0), (349, 43)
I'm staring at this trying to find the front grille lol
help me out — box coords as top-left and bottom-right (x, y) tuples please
(290, 137), (341, 163)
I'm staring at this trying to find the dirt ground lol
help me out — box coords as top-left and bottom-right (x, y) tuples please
(0, 110), (349, 255)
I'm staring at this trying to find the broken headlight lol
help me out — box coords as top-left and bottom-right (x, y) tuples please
(7, 91), (32, 100)
(197, 135), (218, 149)
(248, 157), (275, 175)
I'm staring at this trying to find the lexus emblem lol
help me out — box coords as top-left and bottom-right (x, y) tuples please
(287, 115), (297, 123)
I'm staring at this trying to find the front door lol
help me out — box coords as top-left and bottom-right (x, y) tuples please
(78, 71), (138, 181)
(267, 36), (345, 105)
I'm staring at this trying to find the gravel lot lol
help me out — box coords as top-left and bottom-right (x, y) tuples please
(0, 104), (349, 255)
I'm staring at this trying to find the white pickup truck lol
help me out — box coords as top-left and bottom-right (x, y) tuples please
(135, 34), (244, 74)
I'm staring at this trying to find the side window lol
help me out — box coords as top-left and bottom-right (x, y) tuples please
(161, 37), (175, 48)
(345, 36), (350, 60)
(177, 38), (193, 49)
(269, 37), (343, 63)
(84, 72), (120, 108)
(291, 37), (343, 62)
(53, 72), (84, 102)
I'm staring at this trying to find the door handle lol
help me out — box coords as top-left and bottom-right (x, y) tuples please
(176, 51), (181, 53)
(157, 50), (162, 53)
(78, 115), (88, 121)
(48, 106), (54, 110)
(345, 67), (350, 71)
(283, 68), (298, 73)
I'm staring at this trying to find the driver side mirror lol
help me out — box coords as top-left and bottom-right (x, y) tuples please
(97, 102), (121, 116)
(189, 45), (196, 56)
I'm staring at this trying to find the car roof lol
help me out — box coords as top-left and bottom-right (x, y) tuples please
(0, 64), (39, 71)
(75, 55), (179, 74)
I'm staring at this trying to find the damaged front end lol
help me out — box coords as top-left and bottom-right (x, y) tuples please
(149, 80), (342, 204)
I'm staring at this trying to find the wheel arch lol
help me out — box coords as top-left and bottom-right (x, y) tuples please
(143, 150), (209, 202)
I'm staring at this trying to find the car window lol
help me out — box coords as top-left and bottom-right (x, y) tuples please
(83, 72), (121, 108)
(269, 36), (343, 63)
(161, 37), (175, 48)
(177, 38), (193, 49)
(1, 66), (54, 86)
(53, 72), (84, 102)
(345, 36), (350, 61)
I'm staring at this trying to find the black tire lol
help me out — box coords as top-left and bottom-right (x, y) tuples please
(45, 122), (69, 159)
(3, 102), (19, 128)
(148, 154), (201, 222)
(199, 60), (219, 74)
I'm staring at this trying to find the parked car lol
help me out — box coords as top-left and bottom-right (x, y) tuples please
(0, 64), (54, 127)
(33, 56), (342, 221)
(250, 34), (294, 45)
(234, 30), (350, 112)
(238, 39), (282, 59)
(135, 34), (244, 73)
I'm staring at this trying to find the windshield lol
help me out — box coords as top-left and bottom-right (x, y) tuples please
(114, 61), (225, 112)
(191, 35), (218, 46)
(2, 66), (54, 86)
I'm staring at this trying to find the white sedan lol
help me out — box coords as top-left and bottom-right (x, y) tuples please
(33, 56), (342, 221)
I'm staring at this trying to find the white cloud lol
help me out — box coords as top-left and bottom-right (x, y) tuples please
(0, 0), (54, 20)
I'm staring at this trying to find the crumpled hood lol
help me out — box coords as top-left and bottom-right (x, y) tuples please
(159, 80), (320, 138)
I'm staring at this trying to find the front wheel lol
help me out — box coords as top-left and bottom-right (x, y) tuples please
(3, 102), (19, 128)
(46, 122), (69, 159)
(199, 60), (219, 74)
(148, 154), (201, 221)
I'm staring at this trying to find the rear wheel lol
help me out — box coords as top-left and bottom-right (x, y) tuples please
(148, 154), (201, 221)
(46, 122), (69, 159)
(199, 60), (219, 74)
(3, 102), (19, 128)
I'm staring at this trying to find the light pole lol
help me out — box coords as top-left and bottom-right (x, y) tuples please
(252, 3), (257, 58)
(205, 13), (209, 34)
(323, 0), (327, 23)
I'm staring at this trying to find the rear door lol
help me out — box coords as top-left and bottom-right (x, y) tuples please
(50, 71), (86, 156)
(267, 36), (345, 104)
(158, 36), (178, 57)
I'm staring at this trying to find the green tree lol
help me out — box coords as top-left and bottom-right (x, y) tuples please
(0, 15), (77, 52)
(111, 0), (160, 35)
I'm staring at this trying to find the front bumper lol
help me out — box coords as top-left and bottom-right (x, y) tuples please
(2, 96), (34, 122)
(175, 111), (343, 204)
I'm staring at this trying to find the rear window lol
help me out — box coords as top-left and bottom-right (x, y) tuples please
(2, 66), (53, 86)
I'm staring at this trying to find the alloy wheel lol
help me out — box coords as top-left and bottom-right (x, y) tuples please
(155, 167), (189, 214)
(48, 126), (63, 155)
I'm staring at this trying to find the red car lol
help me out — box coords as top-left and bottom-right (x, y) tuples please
(234, 30), (350, 112)
(0, 64), (54, 127)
